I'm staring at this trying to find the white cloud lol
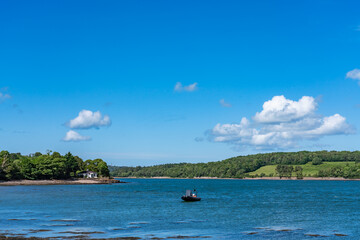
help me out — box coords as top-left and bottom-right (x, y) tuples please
(306, 114), (352, 136)
(68, 110), (111, 129)
(174, 82), (182, 91)
(346, 69), (360, 84)
(220, 99), (231, 108)
(254, 95), (317, 123)
(62, 130), (91, 142)
(0, 92), (11, 103)
(210, 95), (354, 150)
(174, 82), (198, 92)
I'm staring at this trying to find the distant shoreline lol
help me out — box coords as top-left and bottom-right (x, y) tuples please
(0, 178), (123, 186)
(116, 176), (359, 181)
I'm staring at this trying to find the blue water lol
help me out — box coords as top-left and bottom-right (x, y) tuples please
(0, 179), (359, 239)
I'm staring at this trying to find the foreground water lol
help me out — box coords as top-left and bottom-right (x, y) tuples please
(0, 179), (359, 239)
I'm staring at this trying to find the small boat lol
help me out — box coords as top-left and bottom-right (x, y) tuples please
(181, 189), (201, 202)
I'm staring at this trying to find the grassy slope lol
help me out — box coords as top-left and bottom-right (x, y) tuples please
(248, 162), (356, 177)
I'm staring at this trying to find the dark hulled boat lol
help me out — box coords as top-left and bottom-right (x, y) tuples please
(181, 189), (201, 202)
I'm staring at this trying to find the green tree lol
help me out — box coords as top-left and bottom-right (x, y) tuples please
(64, 152), (80, 178)
(19, 158), (35, 180)
(312, 157), (322, 165)
(275, 165), (285, 179)
(34, 152), (42, 157)
(294, 166), (303, 179)
(0, 151), (10, 180)
(98, 160), (110, 177)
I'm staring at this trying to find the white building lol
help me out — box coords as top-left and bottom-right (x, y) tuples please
(78, 171), (98, 178)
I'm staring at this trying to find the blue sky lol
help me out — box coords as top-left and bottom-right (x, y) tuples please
(1, 0), (360, 166)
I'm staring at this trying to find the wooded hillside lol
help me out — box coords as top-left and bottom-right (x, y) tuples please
(109, 151), (360, 178)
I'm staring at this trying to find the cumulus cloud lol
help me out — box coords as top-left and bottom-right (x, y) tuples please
(306, 114), (352, 136)
(254, 95), (317, 123)
(67, 110), (111, 129)
(62, 130), (91, 142)
(210, 95), (354, 150)
(346, 69), (360, 83)
(0, 91), (11, 103)
(174, 82), (198, 92)
(220, 99), (231, 108)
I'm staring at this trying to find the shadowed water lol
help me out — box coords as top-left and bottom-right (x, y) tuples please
(0, 179), (359, 239)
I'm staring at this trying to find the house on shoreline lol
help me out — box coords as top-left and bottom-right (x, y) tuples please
(78, 171), (98, 178)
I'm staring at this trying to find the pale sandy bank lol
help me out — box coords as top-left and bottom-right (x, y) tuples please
(0, 178), (122, 186)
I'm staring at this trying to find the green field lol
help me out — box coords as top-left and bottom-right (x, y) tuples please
(248, 162), (356, 177)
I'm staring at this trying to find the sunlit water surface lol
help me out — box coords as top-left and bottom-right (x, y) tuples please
(1, 179), (360, 239)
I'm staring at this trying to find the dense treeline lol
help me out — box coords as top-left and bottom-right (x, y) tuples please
(317, 164), (360, 178)
(0, 150), (110, 181)
(109, 151), (360, 178)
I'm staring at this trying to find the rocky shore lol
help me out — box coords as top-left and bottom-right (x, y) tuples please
(0, 178), (124, 186)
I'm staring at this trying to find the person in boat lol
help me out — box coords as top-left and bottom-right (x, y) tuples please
(182, 189), (201, 201)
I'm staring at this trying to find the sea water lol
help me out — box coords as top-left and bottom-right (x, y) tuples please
(0, 179), (359, 239)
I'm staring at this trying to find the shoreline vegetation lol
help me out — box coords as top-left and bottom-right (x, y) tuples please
(110, 151), (360, 180)
(4, 150), (360, 182)
(0, 150), (112, 182)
